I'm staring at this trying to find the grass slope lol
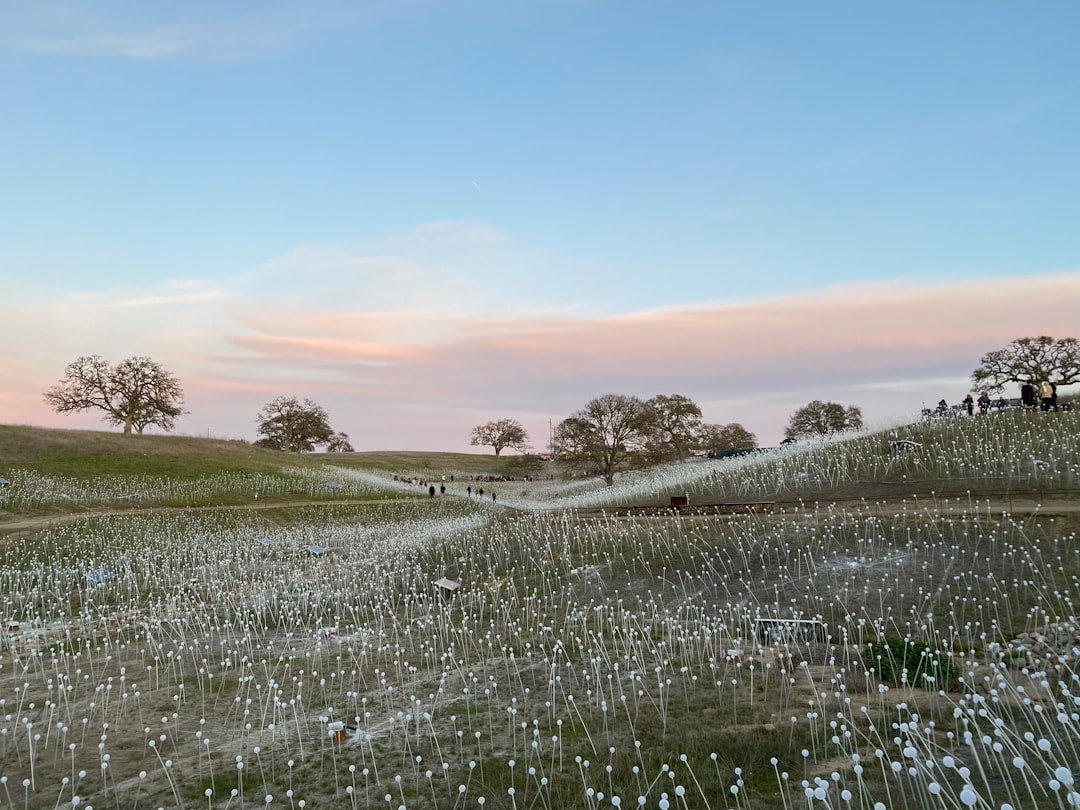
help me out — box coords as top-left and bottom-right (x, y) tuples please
(0, 414), (1077, 809)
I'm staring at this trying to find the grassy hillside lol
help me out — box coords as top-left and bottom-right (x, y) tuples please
(0, 424), (320, 477)
(1, 414), (1078, 809)
(0, 425), (543, 479)
(0, 425), (544, 517)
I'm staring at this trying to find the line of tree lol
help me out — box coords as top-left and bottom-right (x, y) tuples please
(545, 393), (758, 485)
(42, 337), (1075, 457)
(43, 356), (352, 452)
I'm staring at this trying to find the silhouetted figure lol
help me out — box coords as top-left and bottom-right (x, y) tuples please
(1021, 382), (1037, 411)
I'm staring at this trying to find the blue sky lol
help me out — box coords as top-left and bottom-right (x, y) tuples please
(2, 2), (1079, 449)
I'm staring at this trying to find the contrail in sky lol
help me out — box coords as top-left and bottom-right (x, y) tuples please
(472, 180), (482, 191)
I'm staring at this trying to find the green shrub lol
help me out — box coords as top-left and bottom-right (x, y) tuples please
(867, 637), (957, 688)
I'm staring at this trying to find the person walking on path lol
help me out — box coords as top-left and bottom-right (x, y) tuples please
(963, 393), (974, 416)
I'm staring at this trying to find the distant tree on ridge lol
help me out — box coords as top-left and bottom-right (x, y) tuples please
(784, 400), (863, 440)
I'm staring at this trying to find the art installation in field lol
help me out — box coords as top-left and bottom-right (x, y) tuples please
(0, 412), (1079, 808)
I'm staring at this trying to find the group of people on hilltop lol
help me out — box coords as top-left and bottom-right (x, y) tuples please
(1021, 380), (1059, 412)
(935, 380), (1062, 418)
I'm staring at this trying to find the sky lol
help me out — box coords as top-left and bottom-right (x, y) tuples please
(2, 1), (1079, 451)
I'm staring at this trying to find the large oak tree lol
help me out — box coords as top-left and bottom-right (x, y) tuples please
(470, 418), (530, 456)
(784, 400), (863, 440)
(44, 355), (185, 435)
(644, 394), (703, 462)
(255, 396), (338, 452)
(971, 336), (1080, 393)
(553, 394), (653, 485)
(696, 422), (757, 452)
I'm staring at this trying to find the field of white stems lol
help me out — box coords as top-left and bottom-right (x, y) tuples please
(0, 467), (398, 515)
(0, 412), (1078, 809)
(368, 411), (1080, 511)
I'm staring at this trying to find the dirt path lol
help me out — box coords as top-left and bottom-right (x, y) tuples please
(4, 493), (1077, 542)
(0, 496), (434, 539)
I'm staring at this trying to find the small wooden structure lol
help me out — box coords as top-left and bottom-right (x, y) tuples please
(669, 495), (689, 508)
(434, 578), (461, 599)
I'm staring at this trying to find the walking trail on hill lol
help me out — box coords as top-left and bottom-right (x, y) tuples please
(0, 497), (427, 540)
(2, 494), (1078, 543)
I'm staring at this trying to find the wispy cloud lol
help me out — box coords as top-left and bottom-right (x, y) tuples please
(15, 3), (357, 61)
(25, 27), (200, 59)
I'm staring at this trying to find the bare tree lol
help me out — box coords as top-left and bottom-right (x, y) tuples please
(644, 394), (703, 462)
(971, 336), (1080, 393)
(553, 394), (652, 485)
(784, 400), (863, 440)
(256, 397), (337, 452)
(470, 419), (530, 456)
(326, 432), (355, 452)
(44, 355), (185, 435)
(696, 422), (757, 452)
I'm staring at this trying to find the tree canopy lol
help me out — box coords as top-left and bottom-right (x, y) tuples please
(696, 422), (757, 452)
(326, 432), (355, 452)
(44, 355), (185, 435)
(255, 397), (338, 452)
(644, 394), (703, 462)
(971, 336), (1080, 393)
(470, 419), (530, 456)
(553, 394), (653, 485)
(784, 400), (863, 440)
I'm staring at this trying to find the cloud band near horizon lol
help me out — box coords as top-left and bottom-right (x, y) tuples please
(3, 266), (1078, 451)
